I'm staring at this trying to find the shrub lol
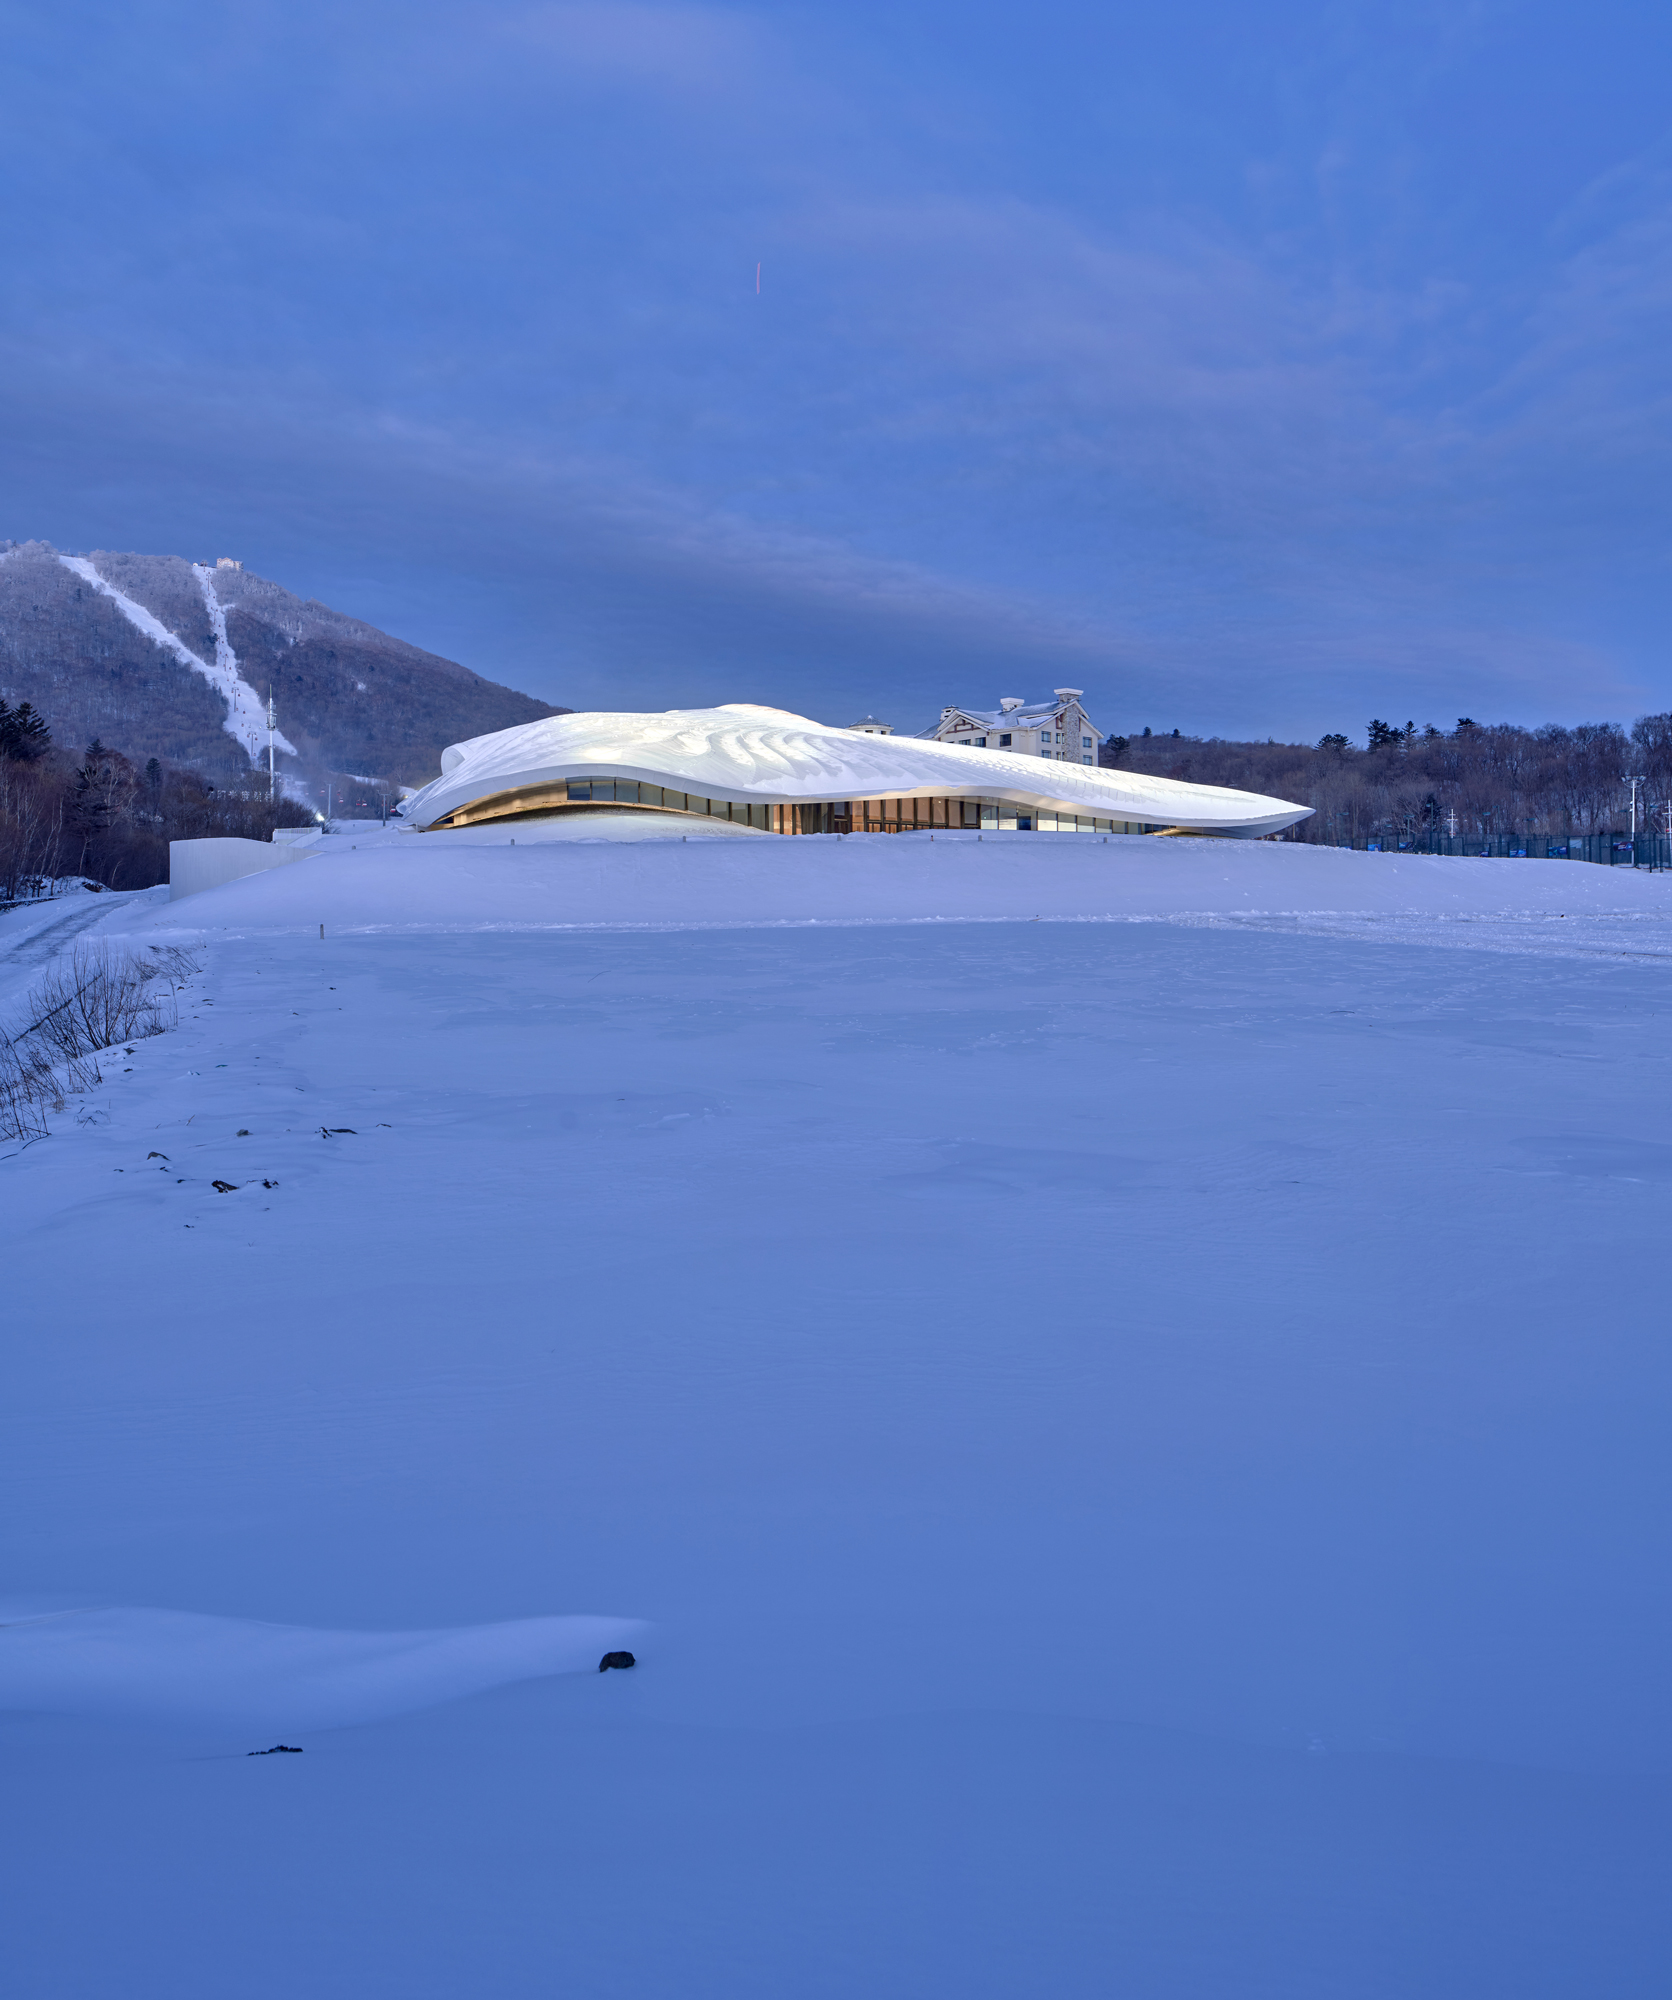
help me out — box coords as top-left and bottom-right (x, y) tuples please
(0, 943), (198, 1140)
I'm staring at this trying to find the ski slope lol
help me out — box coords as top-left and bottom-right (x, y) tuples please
(57, 555), (297, 765)
(2, 838), (1667, 1998)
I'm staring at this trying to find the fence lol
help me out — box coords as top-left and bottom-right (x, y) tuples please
(1307, 832), (1672, 867)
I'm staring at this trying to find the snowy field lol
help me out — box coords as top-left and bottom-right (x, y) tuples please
(3, 834), (1669, 1997)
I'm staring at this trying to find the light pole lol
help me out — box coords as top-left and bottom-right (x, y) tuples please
(267, 687), (276, 802)
(1628, 775), (1646, 861)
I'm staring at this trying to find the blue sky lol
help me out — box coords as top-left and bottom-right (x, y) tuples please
(3, 1), (1669, 738)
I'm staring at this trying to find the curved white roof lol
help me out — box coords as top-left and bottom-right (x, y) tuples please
(402, 704), (1313, 837)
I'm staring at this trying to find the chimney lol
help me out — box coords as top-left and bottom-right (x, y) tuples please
(998, 696), (1024, 712)
(1053, 688), (1082, 700)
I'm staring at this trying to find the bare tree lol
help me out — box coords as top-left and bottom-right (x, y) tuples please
(1121, 714), (1656, 843)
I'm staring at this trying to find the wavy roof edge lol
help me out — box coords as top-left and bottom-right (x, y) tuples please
(402, 704), (1314, 837)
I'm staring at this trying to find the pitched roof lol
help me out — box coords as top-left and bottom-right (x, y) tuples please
(939, 698), (1093, 731)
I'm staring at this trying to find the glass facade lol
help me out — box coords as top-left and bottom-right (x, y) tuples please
(433, 778), (1156, 836)
(566, 780), (778, 829)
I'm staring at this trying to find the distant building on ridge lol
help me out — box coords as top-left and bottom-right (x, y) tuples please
(928, 689), (1100, 766)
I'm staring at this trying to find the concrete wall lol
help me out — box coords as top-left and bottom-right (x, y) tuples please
(168, 837), (319, 902)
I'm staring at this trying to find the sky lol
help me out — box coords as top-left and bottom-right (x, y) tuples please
(2, 0), (1670, 740)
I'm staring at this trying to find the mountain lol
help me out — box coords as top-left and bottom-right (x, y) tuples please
(0, 541), (565, 790)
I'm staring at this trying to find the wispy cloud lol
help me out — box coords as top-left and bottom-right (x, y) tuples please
(2, 0), (1670, 734)
(495, 2), (771, 93)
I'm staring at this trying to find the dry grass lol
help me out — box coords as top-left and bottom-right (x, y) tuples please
(0, 942), (199, 1141)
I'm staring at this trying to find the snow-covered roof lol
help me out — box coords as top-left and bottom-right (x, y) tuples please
(401, 704), (1313, 837)
(940, 699), (1081, 730)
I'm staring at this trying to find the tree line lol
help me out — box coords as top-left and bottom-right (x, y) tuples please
(12, 695), (1672, 893)
(0, 700), (314, 901)
(1105, 714), (1672, 842)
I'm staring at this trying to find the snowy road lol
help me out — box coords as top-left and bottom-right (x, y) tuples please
(2, 842), (1667, 1997)
(0, 890), (153, 1005)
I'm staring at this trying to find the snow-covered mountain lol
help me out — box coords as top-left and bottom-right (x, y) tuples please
(0, 541), (565, 786)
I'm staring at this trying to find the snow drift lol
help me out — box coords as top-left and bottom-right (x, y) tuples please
(0, 1606), (646, 1731)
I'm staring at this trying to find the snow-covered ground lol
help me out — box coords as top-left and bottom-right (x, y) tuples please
(3, 837), (1668, 1996)
(159, 816), (1672, 933)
